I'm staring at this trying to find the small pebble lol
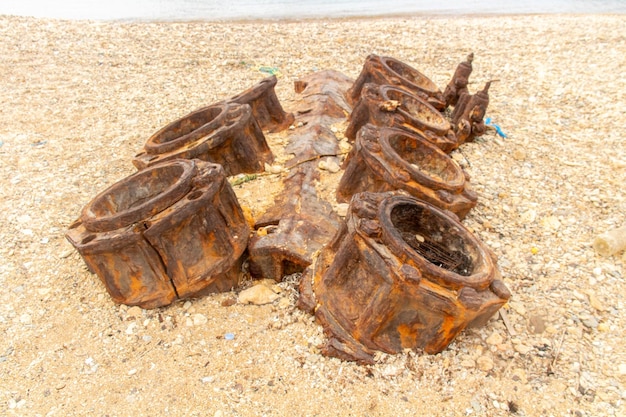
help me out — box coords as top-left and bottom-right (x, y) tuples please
(486, 332), (503, 346)
(224, 333), (235, 340)
(192, 313), (208, 326)
(476, 356), (494, 371)
(238, 284), (279, 305)
(581, 315), (599, 329)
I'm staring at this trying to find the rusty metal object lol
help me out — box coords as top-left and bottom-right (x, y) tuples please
(443, 53), (474, 109)
(347, 54), (445, 111)
(65, 159), (249, 308)
(345, 83), (458, 152)
(451, 81), (491, 144)
(133, 102), (273, 175)
(298, 191), (510, 363)
(229, 75), (294, 133)
(337, 124), (477, 219)
(247, 70), (353, 281)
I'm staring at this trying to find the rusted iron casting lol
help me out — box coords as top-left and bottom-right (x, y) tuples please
(229, 75), (294, 133)
(133, 101), (273, 175)
(451, 81), (491, 145)
(65, 159), (249, 308)
(347, 54), (445, 111)
(443, 53), (474, 109)
(345, 83), (458, 152)
(247, 70), (353, 281)
(298, 191), (511, 363)
(337, 124), (477, 219)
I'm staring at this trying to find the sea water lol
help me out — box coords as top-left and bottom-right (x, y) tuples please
(1, 0), (625, 21)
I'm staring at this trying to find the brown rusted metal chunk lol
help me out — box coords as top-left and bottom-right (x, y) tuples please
(247, 70), (352, 281)
(298, 191), (510, 363)
(133, 102), (274, 175)
(451, 81), (491, 145)
(347, 54), (445, 111)
(337, 124), (477, 219)
(229, 75), (294, 133)
(346, 83), (458, 152)
(443, 53), (474, 109)
(65, 159), (249, 308)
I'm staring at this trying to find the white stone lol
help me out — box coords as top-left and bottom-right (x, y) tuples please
(192, 313), (208, 326)
(238, 284), (279, 305)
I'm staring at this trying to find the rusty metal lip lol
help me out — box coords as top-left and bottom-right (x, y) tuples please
(230, 75), (278, 103)
(144, 103), (229, 155)
(378, 84), (451, 135)
(378, 55), (441, 96)
(133, 104), (259, 171)
(369, 193), (494, 291)
(358, 125), (466, 193)
(81, 159), (197, 233)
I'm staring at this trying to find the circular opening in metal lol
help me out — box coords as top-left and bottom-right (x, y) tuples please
(382, 57), (438, 94)
(383, 87), (449, 133)
(82, 160), (196, 233)
(387, 132), (463, 187)
(144, 105), (227, 154)
(389, 202), (477, 276)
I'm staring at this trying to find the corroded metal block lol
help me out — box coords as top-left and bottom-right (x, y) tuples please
(298, 191), (510, 363)
(133, 102), (273, 176)
(347, 54), (445, 110)
(65, 159), (249, 308)
(229, 75), (294, 133)
(337, 124), (477, 219)
(443, 53), (474, 109)
(247, 70), (352, 281)
(346, 83), (458, 152)
(451, 81), (491, 145)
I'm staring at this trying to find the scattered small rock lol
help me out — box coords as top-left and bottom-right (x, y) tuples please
(580, 315), (598, 329)
(476, 356), (494, 371)
(528, 315), (546, 334)
(318, 159), (341, 173)
(486, 332), (503, 346)
(513, 343), (532, 355)
(238, 284), (279, 305)
(512, 149), (527, 161)
(192, 313), (208, 326)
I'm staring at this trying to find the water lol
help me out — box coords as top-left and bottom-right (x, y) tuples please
(1, 0), (625, 21)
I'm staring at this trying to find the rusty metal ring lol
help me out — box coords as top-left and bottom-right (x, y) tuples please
(81, 159), (196, 233)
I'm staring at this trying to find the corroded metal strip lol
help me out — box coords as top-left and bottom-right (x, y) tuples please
(247, 70), (353, 281)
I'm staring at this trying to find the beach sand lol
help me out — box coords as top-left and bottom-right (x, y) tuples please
(0, 13), (625, 416)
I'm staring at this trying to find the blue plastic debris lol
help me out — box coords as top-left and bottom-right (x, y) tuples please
(485, 117), (507, 138)
(224, 332), (235, 340)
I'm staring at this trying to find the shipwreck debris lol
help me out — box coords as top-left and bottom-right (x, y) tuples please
(65, 159), (249, 308)
(133, 101), (274, 175)
(347, 54), (446, 111)
(298, 191), (510, 363)
(337, 124), (477, 219)
(346, 82), (458, 152)
(451, 81), (491, 145)
(247, 70), (352, 281)
(443, 52), (474, 109)
(229, 75), (294, 133)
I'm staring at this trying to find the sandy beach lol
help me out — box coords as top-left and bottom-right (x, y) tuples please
(0, 13), (625, 416)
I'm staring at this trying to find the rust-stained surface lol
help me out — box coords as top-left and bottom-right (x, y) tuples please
(298, 191), (510, 363)
(65, 159), (249, 308)
(230, 75), (294, 133)
(346, 83), (458, 152)
(347, 54), (445, 111)
(443, 53), (474, 109)
(337, 124), (477, 219)
(133, 101), (274, 175)
(247, 70), (352, 281)
(451, 81), (491, 145)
